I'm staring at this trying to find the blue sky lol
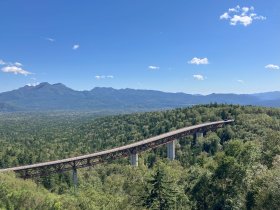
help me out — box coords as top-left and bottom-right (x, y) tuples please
(0, 0), (279, 94)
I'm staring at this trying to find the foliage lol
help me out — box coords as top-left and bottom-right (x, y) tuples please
(0, 104), (280, 209)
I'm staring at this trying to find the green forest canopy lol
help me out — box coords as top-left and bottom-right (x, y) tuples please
(0, 104), (280, 209)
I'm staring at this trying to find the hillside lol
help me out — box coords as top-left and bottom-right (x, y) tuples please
(1, 82), (280, 112)
(0, 105), (280, 209)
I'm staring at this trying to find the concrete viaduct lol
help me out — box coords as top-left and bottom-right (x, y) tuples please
(0, 120), (234, 185)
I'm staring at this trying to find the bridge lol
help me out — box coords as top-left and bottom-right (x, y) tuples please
(0, 120), (234, 185)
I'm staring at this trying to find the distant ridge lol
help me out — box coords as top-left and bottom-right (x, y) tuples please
(0, 82), (279, 112)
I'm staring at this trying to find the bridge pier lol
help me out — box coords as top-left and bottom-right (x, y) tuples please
(195, 132), (204, 139)
(72, 167), (78, 190)
(167, 140), (175, 160)
(192, 132), (204, 147)
(130, 153), (138, 166)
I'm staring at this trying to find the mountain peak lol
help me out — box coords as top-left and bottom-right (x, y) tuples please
(34, 82), (51, 89)
(20, 82), (49, 90)
(16, 82), (75, 95)
(23, 82), (73, 90)
(53, 83), (67, 87)
(91, 87), (115, 91)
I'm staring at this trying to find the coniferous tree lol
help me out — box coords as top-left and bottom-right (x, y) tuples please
(142, 164), (178, 210)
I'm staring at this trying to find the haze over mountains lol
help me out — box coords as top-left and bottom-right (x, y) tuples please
(0, 82), (280, 112)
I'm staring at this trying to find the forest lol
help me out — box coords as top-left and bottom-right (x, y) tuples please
(0, 104), (280, 210)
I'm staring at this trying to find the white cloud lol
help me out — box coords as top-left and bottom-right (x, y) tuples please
(0, 60), (6, 65)
(253, 15), (266, 20)
(14, 62), (23, 67)
(148, 65), (160, 70)
(1, 60), (24, 67)
(188, 57), (209, 65)
(46, 37), (55, 42)
(26, 82), (39, 87)
(265, 64), (279, 70)
(95, 75), (114, 79)
(228, 5), (240, 13)
(230, 15), (253, 26)
(241, 7), (250, 15)
(193, 74), (204, 81)
(1, 66), (32, 76)
(72, 44), (80, 50)
(220, 5), (266, 26)
(220, 12), (230, 20)
(237, 79), (244, 83)
(95, 75), (104, 79)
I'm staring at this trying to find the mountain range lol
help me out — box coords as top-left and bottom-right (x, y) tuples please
(0, 82), (280, 112)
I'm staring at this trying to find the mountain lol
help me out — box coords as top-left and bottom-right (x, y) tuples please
(251, 91), (280, 107)
(252, 91), (280, 101)
(0, 102), (21, 112)
(0, 82), (279, 112)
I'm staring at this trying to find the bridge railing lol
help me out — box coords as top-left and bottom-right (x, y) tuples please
(0, 120), (234, 179)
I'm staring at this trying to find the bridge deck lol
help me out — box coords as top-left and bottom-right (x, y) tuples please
(0, 120), (234, 174)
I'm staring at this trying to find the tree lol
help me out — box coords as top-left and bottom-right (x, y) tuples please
(218, 126), (235, 143)
(191, 172), (212, 210)
(209, 154), (246, 209)
(142, 164), (178, 210)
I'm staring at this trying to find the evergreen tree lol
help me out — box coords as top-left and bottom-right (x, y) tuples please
(142, 164), (178, 210)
